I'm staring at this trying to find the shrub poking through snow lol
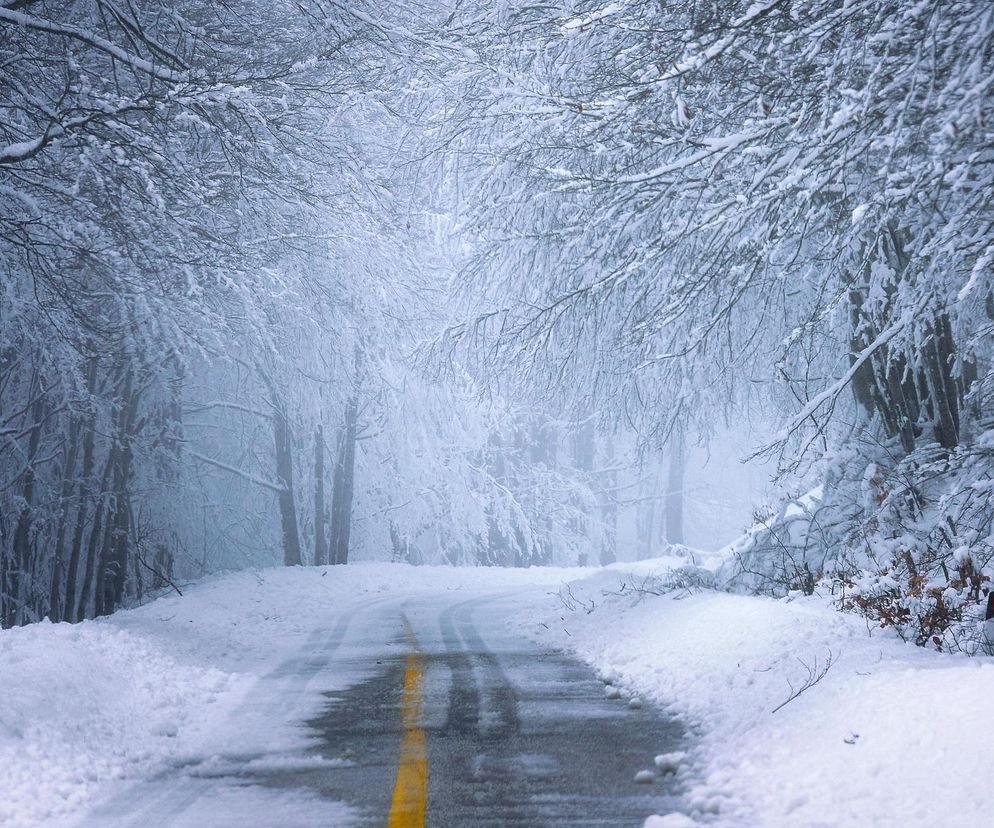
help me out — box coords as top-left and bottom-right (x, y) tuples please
(723, 435), (994, 654)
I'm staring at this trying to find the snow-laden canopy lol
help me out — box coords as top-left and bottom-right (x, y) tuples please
(2, 0), (992, 650)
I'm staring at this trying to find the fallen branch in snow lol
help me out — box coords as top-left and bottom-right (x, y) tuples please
(600, 577), (661, 601)
(558, 583), (596, 614)
(613, 568), (718, 602)
(772, 649), (837, 714)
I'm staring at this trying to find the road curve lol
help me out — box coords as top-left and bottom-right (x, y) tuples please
(70, 588), (687, 827)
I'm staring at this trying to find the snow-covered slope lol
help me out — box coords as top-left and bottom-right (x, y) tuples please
(534, 562), (994, 827)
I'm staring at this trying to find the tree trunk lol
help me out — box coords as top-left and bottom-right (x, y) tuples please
(273, 405), (302, 566)
(921, 312), (960, 449)
(637, 454), (663, 560)
(77, 451), (115, 622)
(5, 392), (45, 627)
(665, 430), (685, 546)
(314, 425), (327, 566)
(48, 414), (81, 621)
(849, 229), (963, 454)
(599, 435), (617, 566)
(64, 360), (98, 623)
(390, 521), (407, 563)
(98, 373), (139, 615)
(329, 395), (358, 565)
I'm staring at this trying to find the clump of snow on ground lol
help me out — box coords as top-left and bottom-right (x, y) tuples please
(0, 622), (230, 826)
(653, 751), (686, 774)
(644, 814), (699, 828)
(536, 560), (994, 827)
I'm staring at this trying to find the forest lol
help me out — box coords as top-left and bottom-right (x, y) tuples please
(2, 0), (992, 653)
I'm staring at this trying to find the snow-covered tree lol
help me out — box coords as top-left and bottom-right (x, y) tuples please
(437, 0), (994, 649)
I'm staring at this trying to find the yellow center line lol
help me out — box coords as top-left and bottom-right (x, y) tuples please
(386, 617), (428, 828)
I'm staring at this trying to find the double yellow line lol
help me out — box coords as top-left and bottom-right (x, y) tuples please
(386, 618), (428, 828)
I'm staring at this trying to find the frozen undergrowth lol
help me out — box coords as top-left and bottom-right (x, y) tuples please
(535, 561), (994, 827)
(724, 436), (994, 655)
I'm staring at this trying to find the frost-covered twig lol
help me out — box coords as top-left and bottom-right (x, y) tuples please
(558, 583), (596, 614)
(772, 649), (836, 714)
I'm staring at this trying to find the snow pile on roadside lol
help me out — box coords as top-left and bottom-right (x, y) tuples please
(0, 622), (230, 827)
(0, 563), (580, 827)
(536, 563), (994, 827)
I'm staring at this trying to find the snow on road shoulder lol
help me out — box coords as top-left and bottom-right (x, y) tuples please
(0, 621), (229, 827)
(0, 563), (579, 827)
(534, 562), (994, 827)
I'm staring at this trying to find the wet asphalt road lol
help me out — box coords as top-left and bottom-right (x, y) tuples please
(72, 590), (686, 827)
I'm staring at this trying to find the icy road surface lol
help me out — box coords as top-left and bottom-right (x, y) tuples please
(66, 587), (685, 827)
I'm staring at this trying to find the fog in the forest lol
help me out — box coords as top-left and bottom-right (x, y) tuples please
(2, 0), (991, 657)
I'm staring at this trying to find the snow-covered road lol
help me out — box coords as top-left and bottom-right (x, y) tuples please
(73, 588), (686, 826)
(5, 566), (687, 827)
(5, 561), (991, 828)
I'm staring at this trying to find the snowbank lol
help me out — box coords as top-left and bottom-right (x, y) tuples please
(0, 622), (230, 827)
(536, 562), (994, 827)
